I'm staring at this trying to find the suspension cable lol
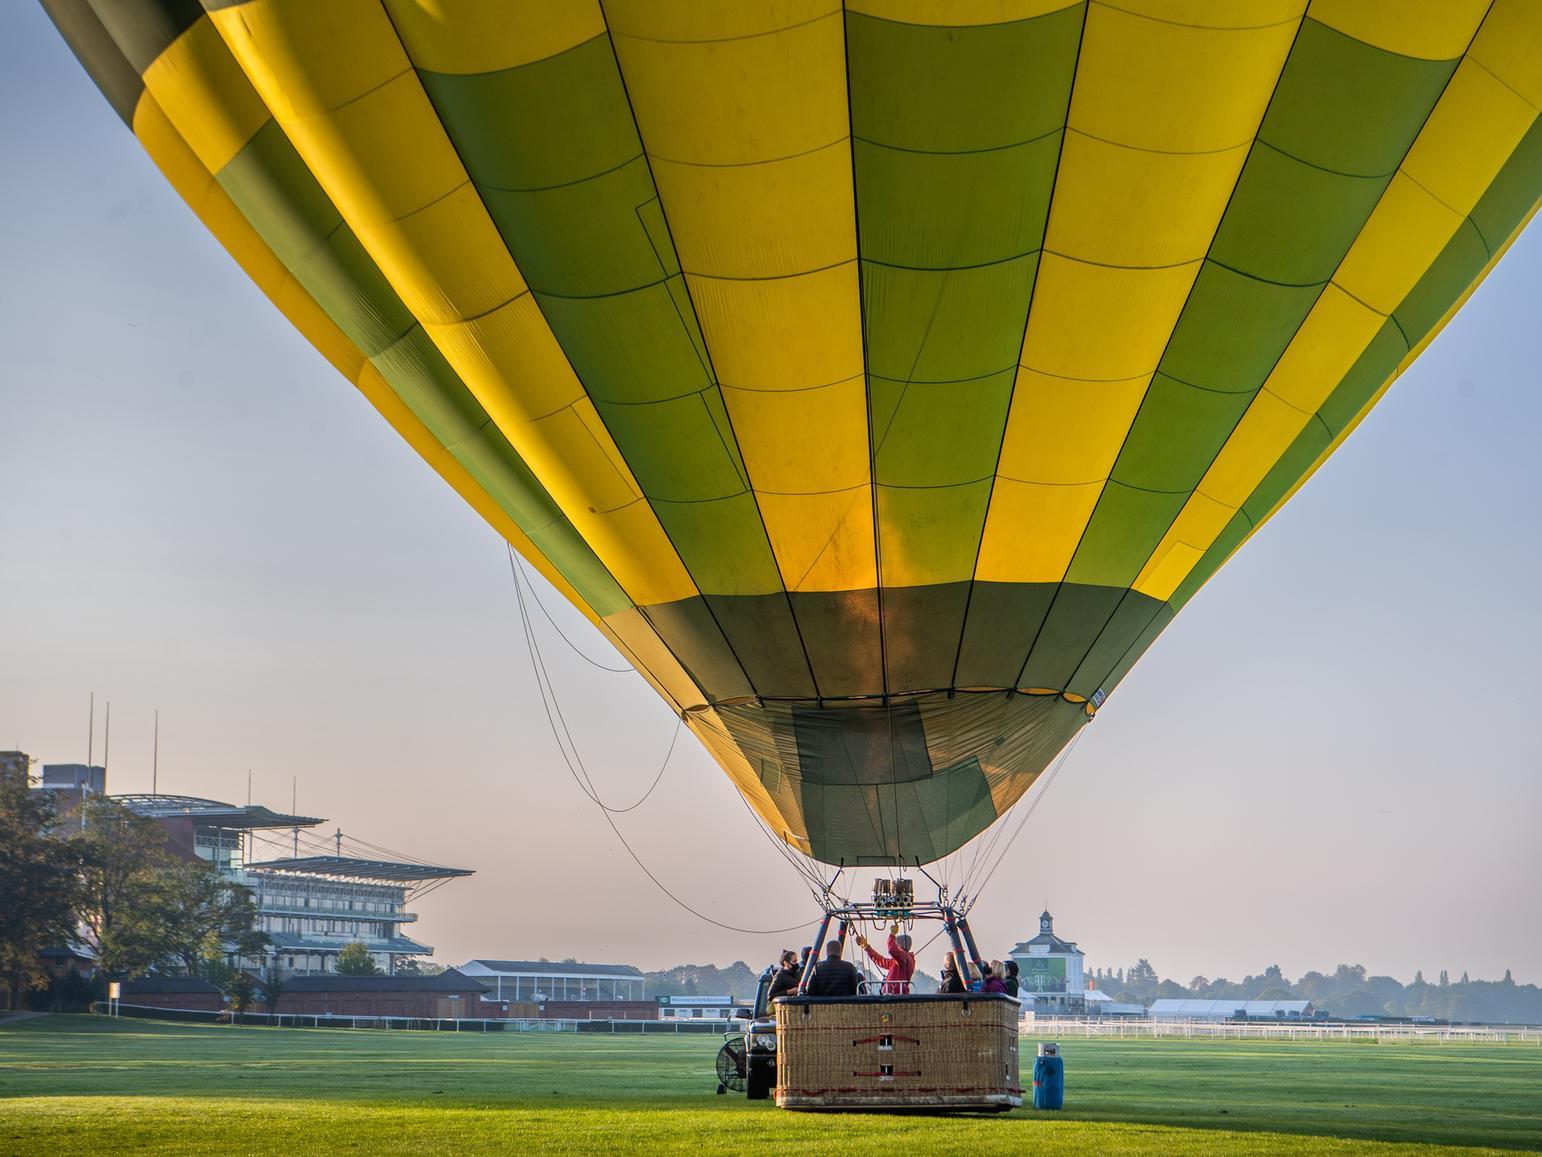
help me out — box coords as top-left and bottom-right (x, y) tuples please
(513, 552), (633, 673)
(960, 727), (1085, 910)
(506, 543), (815, 936)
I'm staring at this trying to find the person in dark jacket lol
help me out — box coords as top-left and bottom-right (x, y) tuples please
(807, 938), (861, 997)
(1003, 959), (1020, 997)
(939, 950), (966, 994)
(767, 949), (801, 1002)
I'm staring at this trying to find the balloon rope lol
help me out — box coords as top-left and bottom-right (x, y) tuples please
(506, 543), (815, 936)
(959, 727), (1086, 909)
(512, 551), (634, 673)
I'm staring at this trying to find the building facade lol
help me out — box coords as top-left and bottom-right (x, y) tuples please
(657, 994), (752, 1021)
(1008, 909), (1088, 1015)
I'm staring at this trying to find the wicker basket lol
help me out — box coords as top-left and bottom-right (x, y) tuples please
(774, 994), (1021, 1111)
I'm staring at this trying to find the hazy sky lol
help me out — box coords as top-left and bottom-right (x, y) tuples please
(3, 5), (1539, 987)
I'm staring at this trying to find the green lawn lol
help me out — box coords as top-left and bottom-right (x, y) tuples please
(1, 1015), (1538, 1154)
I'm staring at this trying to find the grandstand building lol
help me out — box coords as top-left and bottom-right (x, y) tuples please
(115, 792), (471, 976)
(29, 761), (471, 977)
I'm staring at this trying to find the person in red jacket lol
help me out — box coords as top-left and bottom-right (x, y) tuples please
(856, 923), (916, 994)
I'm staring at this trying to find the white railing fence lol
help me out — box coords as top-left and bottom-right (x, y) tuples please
(1019, 1017), (1542, 1044)
(91, 1004), (1542, 1043)
(91, 1003), (723, 1034)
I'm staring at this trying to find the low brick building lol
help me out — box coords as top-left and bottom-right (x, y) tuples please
(535, 1000), (656, 1021)
(122, 976), (225, 1013)
(273, 968), (490, 1018)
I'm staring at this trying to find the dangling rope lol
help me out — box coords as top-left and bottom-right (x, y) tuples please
(506, 543), (815, 936)
(512, 551), (634, 674)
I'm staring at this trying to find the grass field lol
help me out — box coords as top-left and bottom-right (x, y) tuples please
(2, 1015), (1539, 1154)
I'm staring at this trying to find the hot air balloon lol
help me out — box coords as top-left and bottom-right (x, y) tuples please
(46, 0), (1542, 876)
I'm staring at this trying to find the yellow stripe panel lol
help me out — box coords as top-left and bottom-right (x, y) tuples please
(653, 142), (853, 281)
(847, 0), (1077, 25)
(1470, 0), (1542, 111)
(977, 371), (1148, 582)
(380, 0), (605, 74)
(982, 4), (1295, 584)
(1050, 131), (1248, 267)
(1335, 174), (1466, 315)
(1109, 1), (1304, 28)
(131, 77), (697, 712)
(1252, 286), (1385, 418)
(209, 0), (696, 609)
(1307, 0), (1488, 61)
(1021, 257), (1199, 380)
(603, 0), (835, 45)
(978, 480), (1105, 584)
(1069, 2), (1302, 153)
(140, 17), (268, 173)
(1134, 46), (1540, 602)
(1402, 62), (1538, 213)
(609, 3), (874, 593)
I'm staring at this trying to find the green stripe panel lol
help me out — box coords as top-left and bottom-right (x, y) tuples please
(416, 34), (810, 699)
(847, 4), (1082, 691)
(40, 0), (143, 124)
(212, 116), (630, 618)
(82, 0), (200, 76)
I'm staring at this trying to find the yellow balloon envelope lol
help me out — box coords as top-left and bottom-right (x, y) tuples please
(46, 0), (1542, 864)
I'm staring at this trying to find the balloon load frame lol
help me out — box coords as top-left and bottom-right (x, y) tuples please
(725, 872), (1023, 1112)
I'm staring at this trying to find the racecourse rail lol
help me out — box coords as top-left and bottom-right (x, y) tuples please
(91, 1004), (1542, 1043)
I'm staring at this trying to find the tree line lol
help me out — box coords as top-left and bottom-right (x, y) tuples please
(1092, 959), (1542, 1022)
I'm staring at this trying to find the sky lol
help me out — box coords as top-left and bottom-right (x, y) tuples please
(2, 5), (1539, 988)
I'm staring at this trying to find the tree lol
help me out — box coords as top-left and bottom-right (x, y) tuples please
(395, 956), (444, 977)
(0, 755), (83, 1008)
(76, 797), (182, 978)
(336, 941), (382, 976)
(161, 862), (268, 976)
(230, 972), (256, 1018)
(260, 958), (286, 1012)
(1189, 975), (1210, 992)
(1128, 959), (1158, 983)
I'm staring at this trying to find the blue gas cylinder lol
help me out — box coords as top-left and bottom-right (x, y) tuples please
(1031, 1047), (1064, 1110)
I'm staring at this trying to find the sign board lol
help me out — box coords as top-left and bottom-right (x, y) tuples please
(107, 981), (121, 999)
(1020, 957), (1067, 993)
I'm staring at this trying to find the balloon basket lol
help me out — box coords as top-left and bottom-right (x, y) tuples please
(773, 993), (1021, 1112)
